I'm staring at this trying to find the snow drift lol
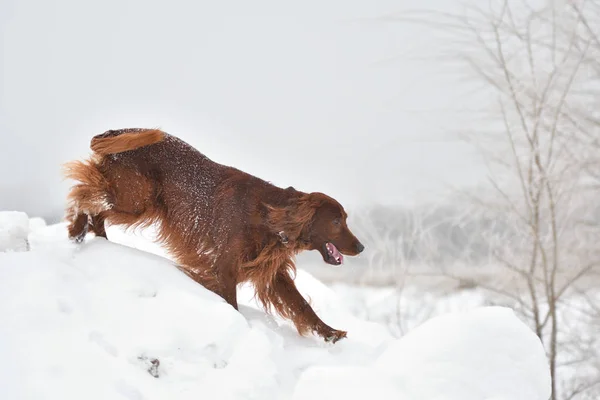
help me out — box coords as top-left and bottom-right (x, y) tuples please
(0, 211), (31, 252)
(293, 307), (551, 400)
(0, 211), (551, 399)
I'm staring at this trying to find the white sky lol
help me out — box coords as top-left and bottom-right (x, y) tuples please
(0, 0), (487, 220)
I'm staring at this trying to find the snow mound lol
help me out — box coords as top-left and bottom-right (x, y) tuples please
(376, 307), (551, 400)
(293, 366), (401, 400)
(0, 218), (391, 400)
(0, 211), (30, 252)
(0, 214), (551, 400)
(0, 241), (263, 400)
(293, 307), (551, 400)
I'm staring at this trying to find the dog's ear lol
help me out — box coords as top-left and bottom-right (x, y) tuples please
(265, 194), (318, 245)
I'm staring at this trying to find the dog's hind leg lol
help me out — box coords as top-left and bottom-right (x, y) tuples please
(63, 158), (113, 243)
(67, 213), (89, 243)
(90, 212), (107, 238)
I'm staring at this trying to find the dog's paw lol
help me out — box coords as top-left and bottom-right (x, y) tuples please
(323, 329), (347, 344)
(69, 230), (87, 244)
(73, 233), (86, 244)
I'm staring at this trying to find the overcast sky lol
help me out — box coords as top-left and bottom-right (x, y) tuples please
(0, 0), (486, 221)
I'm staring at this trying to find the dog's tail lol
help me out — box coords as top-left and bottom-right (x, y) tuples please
(90, 129), (165, 155)
(62, 157), (113, 242)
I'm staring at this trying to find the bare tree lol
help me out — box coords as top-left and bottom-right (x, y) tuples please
(385, 1), (600, 399)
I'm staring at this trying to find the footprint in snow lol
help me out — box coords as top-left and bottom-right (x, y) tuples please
(202, 343), (228, 369)
(89, 331), (119, 357)
(114, 379), (144, 400)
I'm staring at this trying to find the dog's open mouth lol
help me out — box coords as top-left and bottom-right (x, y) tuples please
(324, 242), (344, 266)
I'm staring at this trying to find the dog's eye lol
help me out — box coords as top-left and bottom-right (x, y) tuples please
(332, 218), (341, 226)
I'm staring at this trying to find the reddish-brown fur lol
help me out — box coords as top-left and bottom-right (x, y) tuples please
(63, 128), (364, 342)
(90, 129), (165, 155)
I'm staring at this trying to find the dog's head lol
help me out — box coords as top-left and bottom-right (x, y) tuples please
(304, 193), (364, 266)
(267, 191), (364, 266)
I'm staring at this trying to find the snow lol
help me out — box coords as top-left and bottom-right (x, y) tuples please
(374, 307), (551, 399)
(0, 211), (551, 399)
(0, 211), (30, 252)
(293, 307), (551, 400)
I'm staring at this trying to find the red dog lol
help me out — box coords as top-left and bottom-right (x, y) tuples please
(64, 129), (364, 342)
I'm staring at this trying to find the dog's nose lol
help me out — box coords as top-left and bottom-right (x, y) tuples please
(355, 242), (365, 254)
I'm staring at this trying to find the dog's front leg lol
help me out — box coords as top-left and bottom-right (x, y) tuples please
(183, 253), (238, 310)
(272, 271), (347, 343)
(212, 251), (239, 310)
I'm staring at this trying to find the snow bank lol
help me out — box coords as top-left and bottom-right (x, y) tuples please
(0, 219), (391, 400)
(377, 307), (551, 399)
(293, 307), (551, 400)
(0, 214), (551, 400)
(0, 211), (30, 252)
(0, 241), (264, 400)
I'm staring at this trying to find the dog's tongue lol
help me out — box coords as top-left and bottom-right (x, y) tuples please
(326, 242), (343, 264)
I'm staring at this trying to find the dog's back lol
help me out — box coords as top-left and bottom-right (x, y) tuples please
(64, 129), (234, 247)
(101, 131), (223, 212)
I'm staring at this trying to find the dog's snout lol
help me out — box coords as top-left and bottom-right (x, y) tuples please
(355, 241), (365, 254)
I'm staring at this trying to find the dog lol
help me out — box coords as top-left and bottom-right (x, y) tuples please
(63, 128), (364, 342)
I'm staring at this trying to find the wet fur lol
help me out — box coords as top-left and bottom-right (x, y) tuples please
(63, 128), (363, 342)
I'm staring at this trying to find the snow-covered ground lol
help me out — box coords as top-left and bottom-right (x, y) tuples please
(0, 211), (551, 400)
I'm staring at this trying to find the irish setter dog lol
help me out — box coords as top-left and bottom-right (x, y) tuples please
(64, 128), (364, 342)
